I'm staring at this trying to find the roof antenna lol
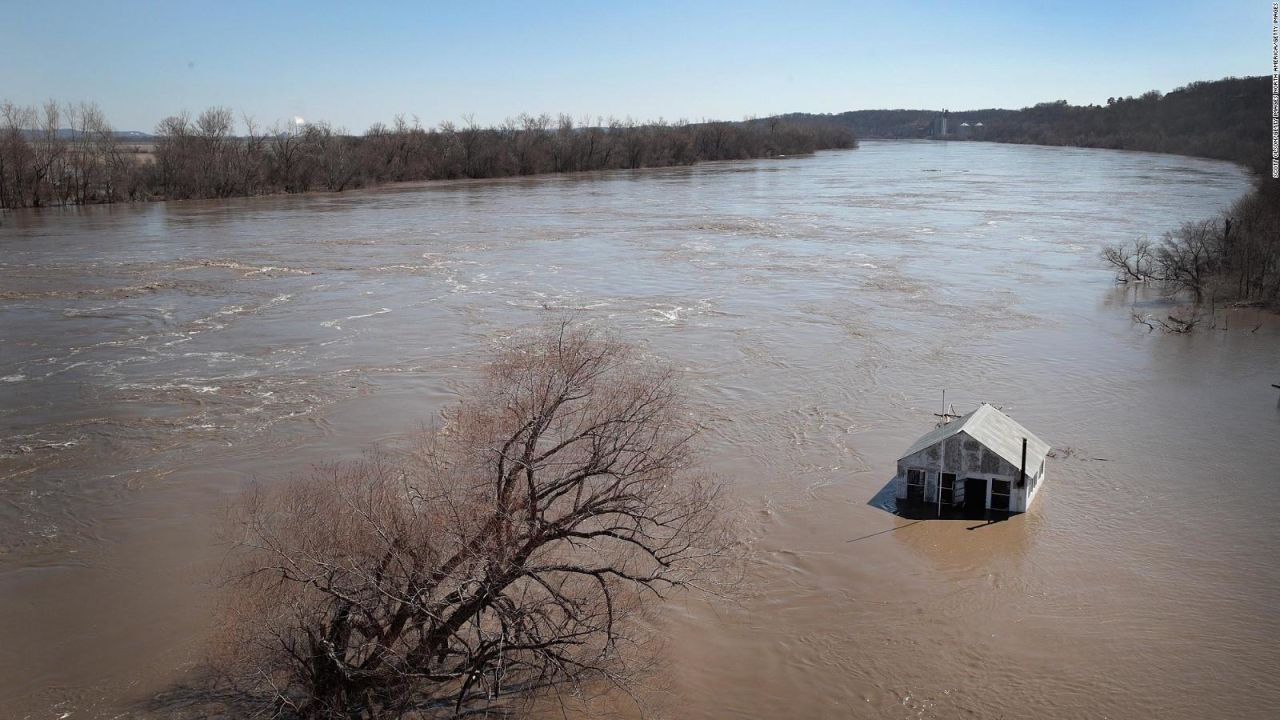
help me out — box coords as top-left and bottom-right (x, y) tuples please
(934, 389), (955, 427)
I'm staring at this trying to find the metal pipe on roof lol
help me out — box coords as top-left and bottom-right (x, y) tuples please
(1019, 437), (1027, 489)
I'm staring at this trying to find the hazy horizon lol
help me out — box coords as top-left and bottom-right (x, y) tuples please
(0, 1), (1266, 133)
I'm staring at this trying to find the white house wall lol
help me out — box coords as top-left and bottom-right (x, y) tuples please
(1023, 459), (1047, 510)
(895, 431), (1046, 512)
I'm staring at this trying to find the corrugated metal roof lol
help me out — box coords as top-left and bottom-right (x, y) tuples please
(898, 403), (1050, 471)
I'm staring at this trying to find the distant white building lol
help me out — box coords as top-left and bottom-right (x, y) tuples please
(929, 110), (950, 138)
(895, 404), (1049, 514)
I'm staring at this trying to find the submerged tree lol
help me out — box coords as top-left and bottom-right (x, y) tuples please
(1101, 237), (1156, 282)
(216, 322), (733, 719)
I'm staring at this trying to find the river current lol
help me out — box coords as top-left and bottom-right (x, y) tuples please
(1, 140), (1275, 718)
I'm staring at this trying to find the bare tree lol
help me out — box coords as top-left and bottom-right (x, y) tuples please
(217, 322), (733, 719)
(269, 121), (315, 193)
(1156, 219), (1219, 301)
(1101, 237), (1155, 282)
(195, 107), (235, 196)
(551, 114), (575, 173)
(1130, 308), (1203, 333)
(27, 100), (66, 207)
(500, 113), (551, 176)
(0, 101), (37, 208)
(63, 102), (96, 204)
(621, 118), (647, 169)
(234, 113), (268, 196)
(456, 113), (483, 178)
(87, 104), (132, 203)
(154, 111), (194, 198)
(311, 122), (360, 191)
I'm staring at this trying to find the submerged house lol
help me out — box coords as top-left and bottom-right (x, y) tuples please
(895, 404), (1050, 514)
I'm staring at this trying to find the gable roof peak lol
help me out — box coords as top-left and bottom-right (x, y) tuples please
(898, 403), (1050, 472)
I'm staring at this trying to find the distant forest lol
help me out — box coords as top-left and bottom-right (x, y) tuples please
(0, 105), (855, 209)
(783, 76), (1271, 172)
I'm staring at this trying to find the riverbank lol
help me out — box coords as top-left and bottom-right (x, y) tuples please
(933, 81), (1279, 311)
(0, 107), (855, 209)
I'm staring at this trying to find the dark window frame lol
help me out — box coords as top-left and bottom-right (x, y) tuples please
(905, 467), (927, 503)
(990, 477), (1012, 510)
(940, 472), (957, 505)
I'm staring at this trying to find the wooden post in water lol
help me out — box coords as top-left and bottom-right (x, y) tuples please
(937, 390), (947, 517)
(938, 436), (945, 518)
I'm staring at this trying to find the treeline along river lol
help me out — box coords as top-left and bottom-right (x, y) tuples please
(1, 141), (1277, 718)
(0, 105), (855, 208)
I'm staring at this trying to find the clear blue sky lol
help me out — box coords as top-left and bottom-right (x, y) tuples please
(0, 0), (1265, 133)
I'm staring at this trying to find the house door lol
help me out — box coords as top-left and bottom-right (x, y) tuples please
(963, 478), (987, 513)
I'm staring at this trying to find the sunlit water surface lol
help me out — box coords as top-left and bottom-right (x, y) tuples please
(1, 141), (1276, 719)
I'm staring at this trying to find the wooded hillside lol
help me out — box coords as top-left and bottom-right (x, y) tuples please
(784, 76), (1270, 171)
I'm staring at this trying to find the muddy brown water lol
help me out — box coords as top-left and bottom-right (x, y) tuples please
(2, 140), (1277, 719)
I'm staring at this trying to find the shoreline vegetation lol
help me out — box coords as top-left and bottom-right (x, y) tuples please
(3, 76), (1273, 310)
(1100, 184), (1280, 314)
(797, 75), (1280, 311)
(0, 105), (855, 210)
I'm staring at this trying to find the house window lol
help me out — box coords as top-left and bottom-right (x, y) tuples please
(990, 478), (1011, 511)
(906, 468), (926, 503)
(940, 472), (957, 506)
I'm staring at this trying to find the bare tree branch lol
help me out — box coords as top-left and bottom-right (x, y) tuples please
(215, 320), (736, 719)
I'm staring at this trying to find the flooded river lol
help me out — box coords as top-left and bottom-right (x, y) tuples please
(2, 140), (1277, 719)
